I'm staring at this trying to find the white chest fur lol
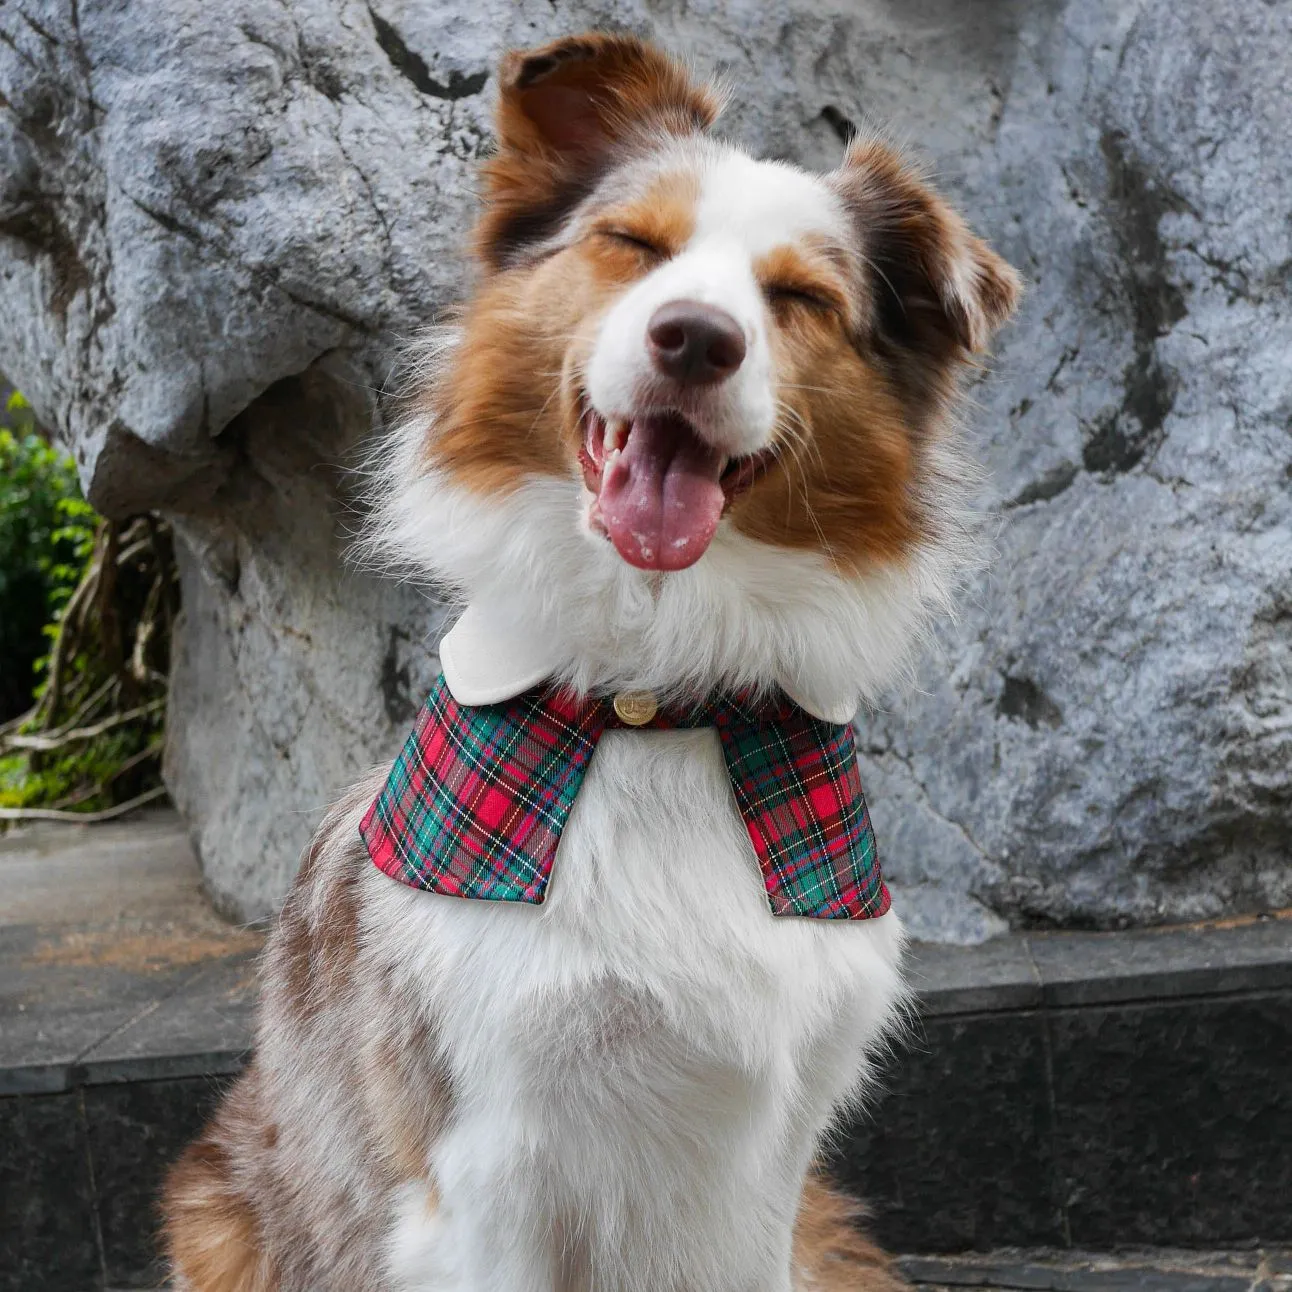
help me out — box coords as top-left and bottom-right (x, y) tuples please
(371, 727), (905, 1292)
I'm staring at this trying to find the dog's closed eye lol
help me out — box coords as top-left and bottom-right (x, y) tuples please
(597, 228), (669, 261)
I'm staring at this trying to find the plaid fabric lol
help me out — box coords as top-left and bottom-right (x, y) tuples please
(360, 675), (889, 920)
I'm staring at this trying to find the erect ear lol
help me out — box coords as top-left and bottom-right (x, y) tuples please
(830, 138), (1021, 363)
(476, 33), (722, 270)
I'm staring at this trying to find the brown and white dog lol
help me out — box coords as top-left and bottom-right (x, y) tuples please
(164, 32), (1019, 1292)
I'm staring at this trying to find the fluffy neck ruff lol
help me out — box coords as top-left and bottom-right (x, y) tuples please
(357, 348), (978, 715)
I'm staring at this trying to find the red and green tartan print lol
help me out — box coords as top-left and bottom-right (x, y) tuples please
(360, 675), (890, 920)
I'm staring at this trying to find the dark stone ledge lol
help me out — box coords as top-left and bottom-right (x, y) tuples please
(898, 1247), (1292, 1292)
(3, 870), (1289, 1284)
(909, 916), (1292, 1017)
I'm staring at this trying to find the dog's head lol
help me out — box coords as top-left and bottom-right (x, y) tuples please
(372, 34), (1020, 702)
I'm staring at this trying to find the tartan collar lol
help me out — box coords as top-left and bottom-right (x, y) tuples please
(361, 670), (890, 921)
(439, 604), (862, 725)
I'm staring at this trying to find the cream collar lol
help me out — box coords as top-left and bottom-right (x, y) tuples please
(438, 604), (859, 725)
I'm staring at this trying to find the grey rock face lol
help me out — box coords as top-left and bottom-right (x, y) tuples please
(1, 0), (1287, 935)
(860, 0), (1292, 940)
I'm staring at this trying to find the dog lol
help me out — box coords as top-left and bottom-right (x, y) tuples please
(163, 31), (1019, 1292)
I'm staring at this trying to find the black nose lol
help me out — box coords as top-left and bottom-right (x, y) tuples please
(647, 300), (747, 386)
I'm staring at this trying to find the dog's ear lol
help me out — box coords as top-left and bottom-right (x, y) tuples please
(831, 138), (1021, 371)
(477, 33), (721, 270)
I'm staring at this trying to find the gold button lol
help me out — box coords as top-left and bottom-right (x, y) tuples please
(613, 690), (658, 726)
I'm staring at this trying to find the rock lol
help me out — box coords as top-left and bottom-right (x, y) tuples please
(860, 0), (1292, 936)
(1, 0), (1288, 935)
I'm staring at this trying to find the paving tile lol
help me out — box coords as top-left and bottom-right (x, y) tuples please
(78, 953), (258, 1084)
(0, 928), (210, 1094)
(0, 810), (264, 1096)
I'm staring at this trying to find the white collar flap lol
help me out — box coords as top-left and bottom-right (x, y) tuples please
(438, 604), (858, 726)
(438, 604), (560, 706)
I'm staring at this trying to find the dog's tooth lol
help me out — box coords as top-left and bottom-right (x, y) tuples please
(607, 418), (628, 453)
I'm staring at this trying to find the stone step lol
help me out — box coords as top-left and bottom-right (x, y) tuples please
(897, 1248), (1292, 1292)
(2, 816), (1289, 1291)
(95, 1247), (1292, 1292)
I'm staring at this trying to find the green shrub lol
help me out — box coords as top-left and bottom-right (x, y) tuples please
(0, 395), (96, 721)
(0, 390), (176, 817)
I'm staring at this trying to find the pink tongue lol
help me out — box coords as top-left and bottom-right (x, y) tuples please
(598, 415), (726, 571)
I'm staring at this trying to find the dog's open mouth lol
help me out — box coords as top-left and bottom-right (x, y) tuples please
(578, 404), (775, 571)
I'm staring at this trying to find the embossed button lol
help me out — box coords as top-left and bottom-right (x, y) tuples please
(613, 690), (658, 726)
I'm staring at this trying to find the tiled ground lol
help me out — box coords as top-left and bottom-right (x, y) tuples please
(0, 810), (262, 1094)
(3, 814), (1290, 1291)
